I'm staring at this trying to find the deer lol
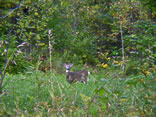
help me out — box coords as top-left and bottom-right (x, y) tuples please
(63, 63), (90, 84)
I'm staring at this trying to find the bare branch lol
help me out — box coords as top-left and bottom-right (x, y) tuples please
(0, 69), (4, 88)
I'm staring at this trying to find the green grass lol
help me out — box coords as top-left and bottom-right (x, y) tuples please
(0, 69), (155, 116)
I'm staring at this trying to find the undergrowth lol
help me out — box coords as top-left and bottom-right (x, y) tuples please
(0, 69), (155, 116)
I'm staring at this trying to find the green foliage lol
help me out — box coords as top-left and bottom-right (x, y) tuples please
(0, 0), (155, 70)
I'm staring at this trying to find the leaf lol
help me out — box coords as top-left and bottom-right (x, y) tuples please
(38, 43), (45, 46)
(17, 29), (21, 33)
(131, 34), (136, 38)
(35, 12), (39, 16)
(36, 35), (40, 40)
(98, 88), (105, 96)
(90, 104), (98, 115)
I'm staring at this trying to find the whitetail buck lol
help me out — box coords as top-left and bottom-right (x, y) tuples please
(64, 63), (90, 84)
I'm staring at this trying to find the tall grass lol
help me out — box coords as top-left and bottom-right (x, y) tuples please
(0, 69), (155, 116)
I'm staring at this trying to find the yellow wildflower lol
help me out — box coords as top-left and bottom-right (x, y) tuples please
(145, 71), (150, 75)
(102, 64), (108, 68)
(118, 61), (124, 66)
(107, 57), (111, 60)
(114, 61), (119, 64)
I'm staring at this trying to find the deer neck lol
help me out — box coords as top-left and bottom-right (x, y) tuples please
(66, 69), (71, 78)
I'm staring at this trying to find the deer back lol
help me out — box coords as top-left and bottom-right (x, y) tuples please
(66, 71), (88, 84)
(78, 70), (89, 76)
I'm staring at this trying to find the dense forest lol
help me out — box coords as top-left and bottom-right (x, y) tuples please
(0, 0), (156, 116)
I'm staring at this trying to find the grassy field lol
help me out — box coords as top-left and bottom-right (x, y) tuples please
(0, 69), (155, 116)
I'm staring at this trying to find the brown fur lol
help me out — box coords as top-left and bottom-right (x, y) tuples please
(64, 63), (89, 84)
